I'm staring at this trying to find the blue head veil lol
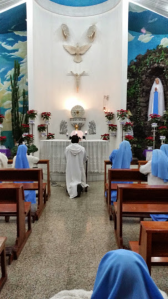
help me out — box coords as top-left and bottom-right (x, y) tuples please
(112, 141), (132, 169)
(160, 144), (168, 158)
(151, 149), (168, 183)
(15, 145), (36, 204)
(109, 149), (117, 164)
(91, 249), (164, 299)
(15, 145), (30, 169)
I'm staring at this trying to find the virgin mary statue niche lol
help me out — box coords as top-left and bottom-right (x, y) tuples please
(148, 78), (165, 120)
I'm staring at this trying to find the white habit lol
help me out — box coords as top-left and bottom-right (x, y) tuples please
(140, 160), (168, 186)
(0, 152), (8, 168)
(65, 143), (88, 198)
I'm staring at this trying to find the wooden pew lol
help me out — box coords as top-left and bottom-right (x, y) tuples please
(0, 236), (7, 290)
(8, 159), (50, 199)
(104, 159), (139, 196)
(107, 169), (147, 219)
(0, 184), (32, 261)
(138, 160), (147, 169)
(114, 184), (168, 249)
(0, 169), (45, 220)
(129, 221), (168, 274)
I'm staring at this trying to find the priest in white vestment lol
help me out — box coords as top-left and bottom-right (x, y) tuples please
(65, 135), (88, 198)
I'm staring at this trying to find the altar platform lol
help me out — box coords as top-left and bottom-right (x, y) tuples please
(40, 139), (109, 182)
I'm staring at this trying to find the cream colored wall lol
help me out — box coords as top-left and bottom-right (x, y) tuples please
(27, 0), (128, 155)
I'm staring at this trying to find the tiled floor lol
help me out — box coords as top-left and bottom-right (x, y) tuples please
(0, 182), (168, 299)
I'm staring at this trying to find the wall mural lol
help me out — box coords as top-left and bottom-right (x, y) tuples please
(127, 3), (168, 158)
(0, 3), (27, 149)
(50, 0), (107, 6)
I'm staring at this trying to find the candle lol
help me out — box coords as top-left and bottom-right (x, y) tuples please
(85, 131), (87, 135)
(66, 132), (69, 136)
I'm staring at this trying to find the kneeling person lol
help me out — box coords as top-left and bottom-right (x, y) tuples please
(65, 135), (88, 198)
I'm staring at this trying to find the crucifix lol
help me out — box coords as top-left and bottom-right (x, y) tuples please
(67, 71), (89, 92)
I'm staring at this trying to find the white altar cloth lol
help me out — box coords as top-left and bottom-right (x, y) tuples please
(40, 139), (109, 173)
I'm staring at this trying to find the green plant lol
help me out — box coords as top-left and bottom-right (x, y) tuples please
(27, 144), (38, 154)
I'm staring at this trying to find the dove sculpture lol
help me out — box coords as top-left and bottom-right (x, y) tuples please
(63, 43), (91, 63)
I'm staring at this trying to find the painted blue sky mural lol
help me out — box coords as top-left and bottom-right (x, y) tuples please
(128, 3), (168, 65)
(0, 3), (27, 147)
(50, 0), (107, 7)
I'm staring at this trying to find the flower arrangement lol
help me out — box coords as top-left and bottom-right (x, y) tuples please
(123, 122), (133, 132)
(0, 136), (6, 145)
(27, 110), (37, 119)
(145, 136), (154, 146)
(149, 114), (161, 123)
(105, 112), (114, 121)
(23, 134), (34, 144)
(0, 114), (5, 124)
(117, 109), (128, 120)
(158, 126), (167, 135)
(108, 124), (117, 131)
(41, 112), (51, 121)
(38, 124), (46, 132)
(47, 133), (55, 139)
(125, 135), (134, 142)
(101, 133), (109, 140)
(22, 124), (29, 133)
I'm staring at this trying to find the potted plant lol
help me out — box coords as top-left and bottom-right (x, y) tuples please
(21, 124), (29, 133)
(27, 110), (37, 120)
(0, 114), (5, 124)
(41, 112), (51, 121)
(108, 124), (117, 136)
(123, 122), (133, 132)
(47, 133), (55, 139)
(117, 109), (128, 122)
(158, 126), (167, 136)
(145, 136), (153, 149)
(23, 134), (34, 144)
(37, 124), (46, 132)
(125, 134), (134, 142)
(149, 114), (161, 123)
(0, 136), (6, 147)
(101, 133), (109, 140)
(105, 112), (114, 121)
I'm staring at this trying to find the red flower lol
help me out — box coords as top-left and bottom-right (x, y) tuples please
(125, 135), (134, 141)
(158, 126), (167, 130)
(0, 114), (5, 119)
(0, 136), (6, 141)
(22, 124), (29, 128)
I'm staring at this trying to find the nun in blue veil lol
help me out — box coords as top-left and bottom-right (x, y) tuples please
(150, 149), (168, 221)
(91, 249), (167, 299)
(15, 145), (36, 211)
(160, 144), (168, 157)
(109, 141), (132, 203)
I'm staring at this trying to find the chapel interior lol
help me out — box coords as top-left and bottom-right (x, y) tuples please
(0, 0), (168, 298)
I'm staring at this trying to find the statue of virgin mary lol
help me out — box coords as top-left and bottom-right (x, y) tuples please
(148, 78), (165, 120)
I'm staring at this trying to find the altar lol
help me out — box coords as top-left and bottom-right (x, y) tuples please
(40, 139), (109, 182)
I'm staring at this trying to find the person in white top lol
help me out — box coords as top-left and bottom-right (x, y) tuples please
(65, 135), (88, 199)
(12, 151), (39, 168)
(0, 152), (8, 168)
(140, 149), (168, 186)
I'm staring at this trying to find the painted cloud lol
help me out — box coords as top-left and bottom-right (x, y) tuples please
(138, 34), (154, 43)
(1, 40), (27, 59)
(160, 38), (168, 48)
(128, 32), (135, 42)
(129, 3), (147, 13)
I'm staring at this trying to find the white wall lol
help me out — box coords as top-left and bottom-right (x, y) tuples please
(27, 0), (128, 154)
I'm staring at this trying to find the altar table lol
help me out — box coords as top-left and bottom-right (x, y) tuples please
(40, 140), (109, 174)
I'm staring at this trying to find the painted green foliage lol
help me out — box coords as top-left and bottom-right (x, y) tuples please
(10, 60), (28, 143)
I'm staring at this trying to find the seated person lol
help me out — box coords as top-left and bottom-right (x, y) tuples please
(0, 152), (8, 168)
(140, 149), (168, 221)
(13, 144), (37, 212)
(12, 147), (39, 168)
(70, 124), (84, 139)
(108, 140), (132, 203)
(160, 144), (168, 157)
(65, 135), (88, 199)
(50, 249), (167, 299)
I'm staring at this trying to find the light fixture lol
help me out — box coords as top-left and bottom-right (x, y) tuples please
(103, 95), (109, 113)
